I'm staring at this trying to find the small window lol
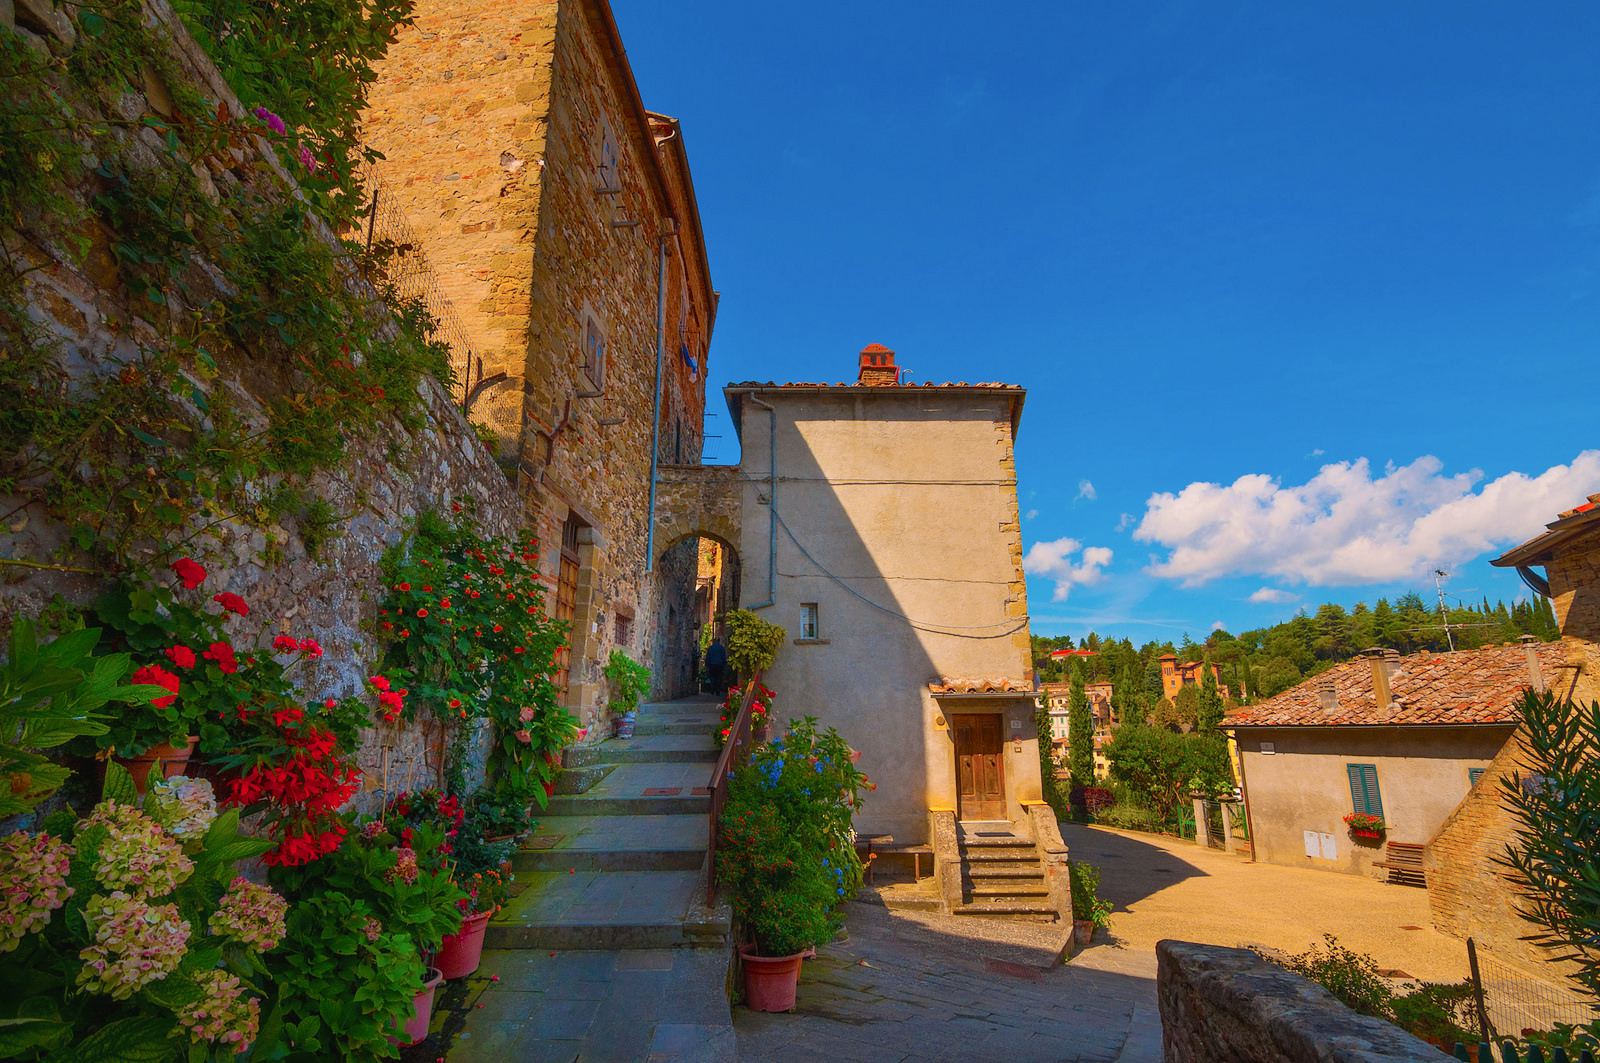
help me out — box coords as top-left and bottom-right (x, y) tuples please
(1469, 767), (1485, 787)
(614, 612), (633, 646)
(596, 118), (619, 191)
(580, 309), (605, 390)
(800, 603), (818, 640)
(1346, 763), (1384, 819)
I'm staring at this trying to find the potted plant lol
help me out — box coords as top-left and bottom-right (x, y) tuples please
(604, 649), (651, 738)
(713, 682), (775, 748)
(437, 866), (510, 979)
(723, 609), (786, 684)
(718, 717), (871, 1012)
(1068, 860), (1113, 948)
(1343, 812), (1386, 839)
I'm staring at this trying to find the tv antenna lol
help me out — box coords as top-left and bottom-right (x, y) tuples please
(1429, 570), (1482, 651)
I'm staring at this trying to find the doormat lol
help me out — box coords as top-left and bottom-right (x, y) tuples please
(642, 787), (682, 796)
(525, 835), (564, 850)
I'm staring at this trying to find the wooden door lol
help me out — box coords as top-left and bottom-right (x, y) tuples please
(553, 520), (580, 701)
(953, 713), (1005, 820)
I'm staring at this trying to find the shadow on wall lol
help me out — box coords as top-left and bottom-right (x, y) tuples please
(1061, 821), (1211, 913)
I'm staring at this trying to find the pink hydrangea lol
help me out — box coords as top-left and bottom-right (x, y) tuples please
(76, 891), (190, 999)
(361, 917), (381, 943)
(386, 848), (419, 886)
(146, 776), (217, 840)
(208, 878), (288, 952)
(80, 801), (193, 897)
(0, 832), (75, 952)
(175, 968), (259, 1051)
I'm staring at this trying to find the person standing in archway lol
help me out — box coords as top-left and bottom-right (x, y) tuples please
(705, 637), (727, 694)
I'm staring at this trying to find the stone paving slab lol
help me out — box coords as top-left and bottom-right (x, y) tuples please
(420, 948), (734, 1063)
(499, 869), (700, 925)
(734, 900), (1160, 1063)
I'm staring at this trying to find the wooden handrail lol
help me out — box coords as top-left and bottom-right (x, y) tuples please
(706, 673), (761, 904)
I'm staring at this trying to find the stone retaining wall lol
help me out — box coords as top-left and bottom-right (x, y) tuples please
(1157, 940), (1449, 1063)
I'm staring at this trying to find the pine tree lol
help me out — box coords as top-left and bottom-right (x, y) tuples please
(1069, 658), (1094, 786)
(1198, 663), (1224, 732)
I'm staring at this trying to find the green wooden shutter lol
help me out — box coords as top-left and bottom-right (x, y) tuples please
(1469, 768), (1485, 787)
(1346, 763), (1383, 818)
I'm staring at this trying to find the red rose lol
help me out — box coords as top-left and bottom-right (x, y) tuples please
(170, 557), (207, 589)
(213, 592), (249, 617)
(164, 645), (196, 670)
(132, 664), (181, 708)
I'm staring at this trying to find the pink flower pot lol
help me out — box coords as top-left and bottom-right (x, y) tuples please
(740, 944), (813, 1012)
(391, 967), (443, 1047)
(437, 910), (492, 979)
(113, 736), (198, 795)
(1073, 919), (1094, 948)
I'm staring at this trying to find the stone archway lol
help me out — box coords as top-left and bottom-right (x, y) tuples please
(653, 463), (743, 560)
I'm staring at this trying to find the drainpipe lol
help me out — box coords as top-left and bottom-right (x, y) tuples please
(646, 234), (668, 573)
(745, 393), (776, 609)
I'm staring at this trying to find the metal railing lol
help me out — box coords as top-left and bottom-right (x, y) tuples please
(706, 673), (761, 903)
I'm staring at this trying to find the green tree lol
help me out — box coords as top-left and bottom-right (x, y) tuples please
(1198, 663), (1224, 732)
(1148, 697), (1180, 731)
(1144, 660), (1164, 705)
(1068, 658), (1094, 785)
(1172, 683), (1201, 730)
(1104, 724), (1232, 824)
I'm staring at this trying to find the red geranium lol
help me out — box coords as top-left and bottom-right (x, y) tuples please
(164, 645), (196, 670)
(131, 664), (180, 708)
(170, 557), (207, 589)
(213, 592), (249, 617)
(202, 641), (238, 674)
(272, 636), (300, 653)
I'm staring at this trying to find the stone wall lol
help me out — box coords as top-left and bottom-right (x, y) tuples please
(362, 0), (717, 730)
(0, 0), (524, 808)
(1548, 532), (1600, 706)
(1156, 940), (1449, 1063)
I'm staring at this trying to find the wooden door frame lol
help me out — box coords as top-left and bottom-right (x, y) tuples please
(951, 711), (1007, 821)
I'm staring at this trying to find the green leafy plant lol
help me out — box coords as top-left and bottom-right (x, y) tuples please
(1262, 936), (1476, 1045)
(1068, 860), (1114, 929)
(604, 650), (651, 717)
(717, 717), (870, 957)
(1068, 658), (1094, 787)
(724, 608), (786, 678)
(0, 620), (161, 817)
(1388, 982), (1477, 1046)
(1104, 723), (1232, 826)
(0, 777), (283, 1061)
(1498, 688), (1600, 999)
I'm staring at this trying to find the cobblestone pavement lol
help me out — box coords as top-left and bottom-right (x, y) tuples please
(734, 901), (1162, 1063)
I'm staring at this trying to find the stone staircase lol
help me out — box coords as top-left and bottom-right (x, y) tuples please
(953, 824), (1058, 922)
(486, 694), (732, 950)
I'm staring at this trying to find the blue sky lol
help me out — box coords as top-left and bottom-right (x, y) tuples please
(614, 1), (1600, 644)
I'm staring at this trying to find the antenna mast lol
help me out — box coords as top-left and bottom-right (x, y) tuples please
(1433, 569), (1456, 652)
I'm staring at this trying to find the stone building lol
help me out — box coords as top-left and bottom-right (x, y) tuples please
(1042, 680), (1115, 776)
(1225, 644), (1562, 878)
(1159, 655), (1231, 701)
(1425, 494), (1600, 971)
(361, 0), (719, 723)
(704, 346), (1043, 846)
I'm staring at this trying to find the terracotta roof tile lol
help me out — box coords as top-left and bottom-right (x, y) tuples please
(927, 677), (1037, 694)
(1225, 643), (1565, 729)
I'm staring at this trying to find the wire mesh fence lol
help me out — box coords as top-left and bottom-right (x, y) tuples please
(1469, 939), (1599, 1041)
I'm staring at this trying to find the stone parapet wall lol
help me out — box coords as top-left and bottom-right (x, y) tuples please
(1157, 940), (1448, 1063)
(0, 0), (522, 812)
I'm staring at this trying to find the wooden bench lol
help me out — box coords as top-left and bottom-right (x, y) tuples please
(853, 835), (934, 883)
(1372, 841), (1426, 888)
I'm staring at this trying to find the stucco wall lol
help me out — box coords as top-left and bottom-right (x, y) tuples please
(733, 388), (1037, 845)
(1236, 726), (1512, 876)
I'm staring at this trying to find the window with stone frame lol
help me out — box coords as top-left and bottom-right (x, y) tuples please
(614, 610), (633, 647)
(800, 603), (819, 641)
(580, 308), (606, 391)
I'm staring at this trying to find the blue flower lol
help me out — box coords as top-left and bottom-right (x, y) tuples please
(814, 763), (824, 773)
(837, 887), (845, 896)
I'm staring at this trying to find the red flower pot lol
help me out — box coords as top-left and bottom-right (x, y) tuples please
(391, 966), (443, 1047)
(437, 910), (492, 979)
(1351, 828), (1384, 839)
(740, 944), (814, 1012)
(113, 736), (198, 795)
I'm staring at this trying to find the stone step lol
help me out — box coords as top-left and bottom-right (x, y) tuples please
(966, 866), (1048, 880)
(602, 734), (718, 764)
(516, 848), (706, 873)
(552, 762), (614, 795)
(958, 834), (1030, 847)
(967, 883), (1050, 898)
(961, 852), (1041, 866)
(952, 901), (1059, 922)
(541, 794), (710, 816)
(486, 869), (727, 950)
(634, 718), (715, 736)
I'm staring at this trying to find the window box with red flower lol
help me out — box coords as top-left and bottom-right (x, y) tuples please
(1343, 812), (1386, 839)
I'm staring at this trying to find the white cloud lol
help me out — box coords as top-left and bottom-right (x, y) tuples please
(1077, 480), (1097, 502)
(1249, 587), (1299, 605)
(1023, 537), (1114, 602)
(1133, 450), (1600, 587)
(1306, 448), (1325, 459)
(1116, 513), (1136, 533)
(1210, 620), (1226, 632)
(1025, 509), (1038, 520)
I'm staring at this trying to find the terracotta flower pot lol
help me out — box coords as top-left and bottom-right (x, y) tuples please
(752, 723), (769, 745)
(1073, 918), (1094, 948)
(391, 967), (444, 1047)
(113, 736), (198, 795)
(437, 910), (492, 979)
(740, 943), (813, 1012)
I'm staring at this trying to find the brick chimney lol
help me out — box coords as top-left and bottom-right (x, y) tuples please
(1520, 633), (1545, 693)
(857, 344), (899, 385)
(1364, 647), (1391, 708)
(1318, 678), (1338, 712)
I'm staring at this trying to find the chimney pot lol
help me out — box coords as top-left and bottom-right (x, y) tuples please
(1367, 649), (1392, 709)
(857, 344), (900, 385)
(1522, 637), (1545, 693)
(1318, 679), (1339, 712)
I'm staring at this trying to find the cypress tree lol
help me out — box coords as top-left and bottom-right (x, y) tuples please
(1198, 663), (1225, 732)
(1069, 658), (1094, 786)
